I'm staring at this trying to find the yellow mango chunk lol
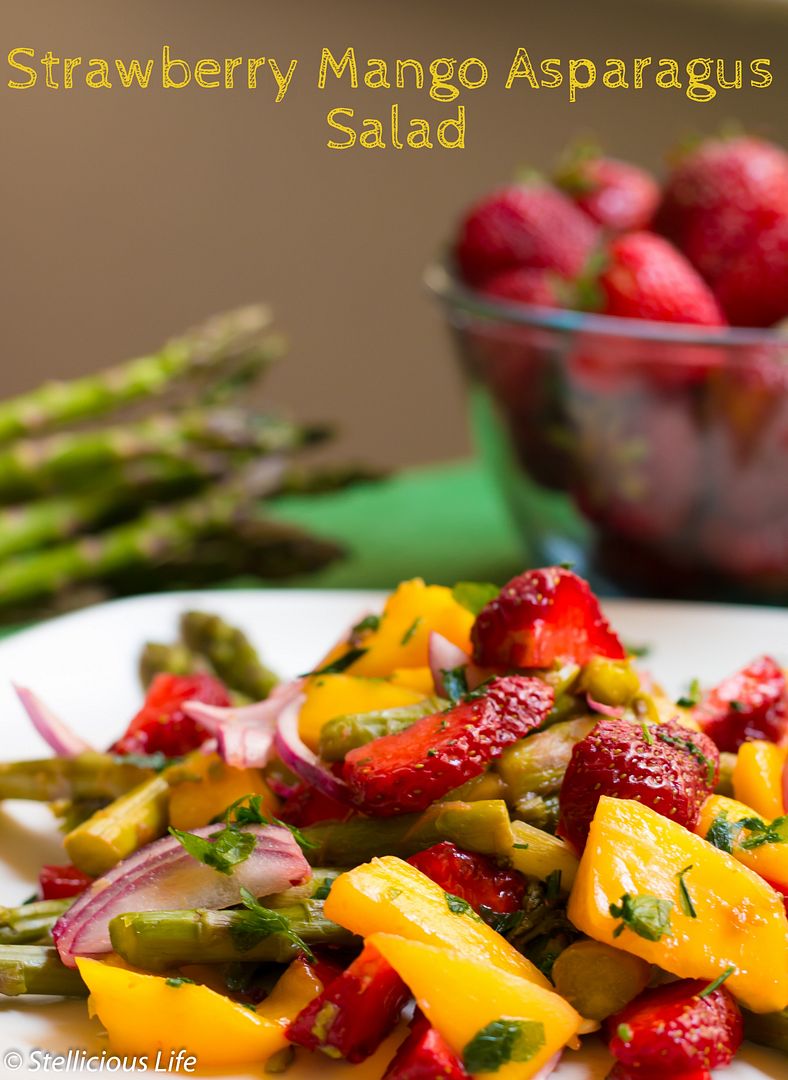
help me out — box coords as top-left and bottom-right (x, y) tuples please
(391, 666), (436, 696)
(349, 579), (474, 677)
(567, 796), (788, 1013)
(697, 794), (788, 892)
(298, 675), (426, 750)
(256, 954), (323, 1026)
(77, 958), (287, 1063)
(166, 751), (277, 831)
(370, 933), (581, 1079)
(733, 741), (787, 820)
(324, 856), (550, 988)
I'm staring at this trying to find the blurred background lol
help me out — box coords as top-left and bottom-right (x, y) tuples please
(3, 0), (786, 468)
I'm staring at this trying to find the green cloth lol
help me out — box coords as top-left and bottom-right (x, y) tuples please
(268, 459), (525, 589)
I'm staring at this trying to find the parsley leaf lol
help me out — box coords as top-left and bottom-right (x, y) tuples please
(463, 1018), (545, 1073)
(230, 886), (314, 960)
(655, 728), (716, 785)
(445, 892), (481, 921)
(616, 1023), (633, 1042)
(738, 815), (788, 850)
(609, 893), (672, 942)
(165, 976), (195, 988)
(169, 825), (256, 875)
(545, 869), (562, 902)
(698, 966), (735, 998)
(441, 665), (469, 703)
(479, 906), (525, 936)
(219, 794), (318, 853)
(676, 677), (702, 709)
(625, 643), (651, 659)
(303, 647), (368, 677)
(452, 582), (500, 616)
(350, 614), (380, 641)
(676, 865), (697, 919)
(400, 616), (423, 646)
(313, 877), (336, 901)
(706, 813), (736, 854)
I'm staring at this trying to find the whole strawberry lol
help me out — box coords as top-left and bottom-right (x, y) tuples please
(471, 567), (626, 670)
(692, 654), (787, 752)
(595, 232), (726, 325)
(713, 215), (788, 327)
(454, 182), (599, 286)
(656, 135), (788, 285)
(555, 150), (660, 233)
(481, 266), (563, 308)
(558, 716), (719, 852)
(606, 979), (743, 1074)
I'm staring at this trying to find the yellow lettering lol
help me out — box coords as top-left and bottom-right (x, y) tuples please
(7, 47), (36, 90)
(268, 58), (297, 101)
(64, 56), (82, 89)
(326, 106), (356, 148)
(115, 57), (154, 88)
(506, 48), (539, 89)
(396, 59), (423, 90)
(319, 47), (358, 89)
(750, 59), (772, 88)
(568, 59), (596, 102)
(195, 58), (221, 88)
(438, 105), (466, 148)
(162, 45), (190, 89)
(656, 58), (681, 89)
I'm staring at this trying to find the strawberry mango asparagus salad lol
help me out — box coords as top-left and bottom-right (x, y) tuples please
(1, 570), (787, 1078)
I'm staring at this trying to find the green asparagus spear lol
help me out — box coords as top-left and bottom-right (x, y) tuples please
(301, 799), (514, 865)
(0, 305), (279, 445)
(139, 642), (209, 688)
(180, 611), (279, 701)
(716, 752), (737, 797)
(0, 899), (70, 945)
(743, 1008), (788, 1054)
(0, 945), (87, 997)
(0, 753), (152, 803)
(64, 775), (170, 877)
(109, 901), (353, 971)
(508, 821), (579, 890)
(512, 792), (560, 832)
(496, 717), (595, 801)
(319, 699), (444, 762)
(263, 869), (343, 907)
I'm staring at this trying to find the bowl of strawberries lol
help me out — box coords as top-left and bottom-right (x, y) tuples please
(430, 135), (788, 601)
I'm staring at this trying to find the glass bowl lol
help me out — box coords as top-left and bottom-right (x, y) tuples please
(427, 265), (788, 603)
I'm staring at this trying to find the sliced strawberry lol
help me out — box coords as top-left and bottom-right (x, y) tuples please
(343, 676), (553, 816)
(286, 943), (410, 1063)
(558, 717), (719, 852)
(471, 567), (625, 670)
(407, 842), (525, 915)
(111, 672), (231, 757)
(606, 979), (743, 1073)
(607, 1065), (711, 1080)
(278, 782), (356, 828)
(39, 864), (94, 900)
(693, 655), (787, 752)
(383, 1013), (468, 1080)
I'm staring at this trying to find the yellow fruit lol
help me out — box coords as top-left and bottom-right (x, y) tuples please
(324, 856), (550, 988)
(733, 741), (787, 820)
(567, 796), (788, 1013)
(697, 794), (788, 892)
(370, 933), (581, 1079)
(298, 675), (426, 750)
(390, 667), (436, 696)
(257, 955), (323, 1026)
(166, 752), (276, 831)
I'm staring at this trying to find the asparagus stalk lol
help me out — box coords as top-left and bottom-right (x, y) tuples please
(508, 820), (579, 891)
(263, 869), (342, 907)
(64, 775), (170, 877)
(109, 901), (353, 971)
(0, 899), (71, 945)
(0, 305), (279, 445)
(743, 1008), (788, 1054)
(180, 611), (279, 701)
(139, 642), (210, 688)
(319, 700), (444, 762)
(496, 717), (595, 800)
(0, 945), (87, 996)
(0, 753), (152, 803)
(301, 799), (514, 865)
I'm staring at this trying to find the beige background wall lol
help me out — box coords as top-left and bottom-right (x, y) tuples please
(2, 0), (786, 468)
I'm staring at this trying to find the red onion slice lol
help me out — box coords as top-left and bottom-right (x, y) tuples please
(428, 633), (471, 697)
(53, 823), (309, 967)
(585, 694), (626, 719)
(274, 698), (354, 805)
(532, 1051), (561, 1079)
(183, 680), (303, 769)
(13, 684), (95, 757)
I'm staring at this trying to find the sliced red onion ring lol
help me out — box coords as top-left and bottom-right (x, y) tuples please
(585, 694), (626, 719)
(428, 632), (471, 697)
(274, 697), (354, 805)
(13, 684), (95, 757)
(183, 680), (303, 769)
(53, 823), (309, 967)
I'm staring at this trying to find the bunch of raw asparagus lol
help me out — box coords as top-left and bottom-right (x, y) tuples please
(0, 306), (375, 622)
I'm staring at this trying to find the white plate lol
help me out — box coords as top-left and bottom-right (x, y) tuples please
(0, 590), (785, 1079)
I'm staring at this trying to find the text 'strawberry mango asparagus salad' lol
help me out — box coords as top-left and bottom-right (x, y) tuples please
(1, 570), (787, 1076)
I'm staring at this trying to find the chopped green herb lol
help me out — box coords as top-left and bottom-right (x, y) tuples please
(313, 877), (336, 901)
(512, 842), (530, 850)
(676, 677), (703, 709)
(655, 728), (716, 784)
(441, 665), (469, 704)
(169, 825), (256, 875)
(452, 581), (500, 616)
(698, 966), (735, 998)
(609, 893), (672, 942)
(426, 748), (438, 758)
(463, 1018), (546, 1073)
(445, 892), (481, 921)
(616, 1023), (633, 1042)
(230, 886), (314, 960)
(350, 614), (380, 640)
(729, 700), (744, 713)
(638, 718), (654, 745)
(219, 795), (318, 853)
(303, 647), (368, 677)
(676, 865), (697, 919)
(117, 751), (177, 772)
(625, 643), (651, 659)
(558, 561), (575, 570)
(479, 906), (526, 936)
(738, 815), (788, 850)
(165, 976), (195, 988)
(545, 869), (562, 902)
(706, 813), (736, 854)
(400, 617), (423, 646)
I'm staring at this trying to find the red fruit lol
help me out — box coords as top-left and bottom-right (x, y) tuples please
(343, 676), (553, 816)
(558, 717), (719, 852)
(471, 567), (625, 670)
(693, 655), (787, 752)
(714, 215), (788, 327)
(656, 135), (788, 285)
(455, 182), (599, 286)
(556, 152), (660, 233)
(596, 232), (725, 326)
(111, 673), (231, 757)
(383, 1013), (468, 1080)
(407, 842), (525, 915)
(606, 979), (743, 1073)
(481, 267), (564, 308)
(607, 1065), (711, 1080)
(286, 943), (410, 1063)
(39, 864), (93, 900)
(278, 783), (355, 828)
